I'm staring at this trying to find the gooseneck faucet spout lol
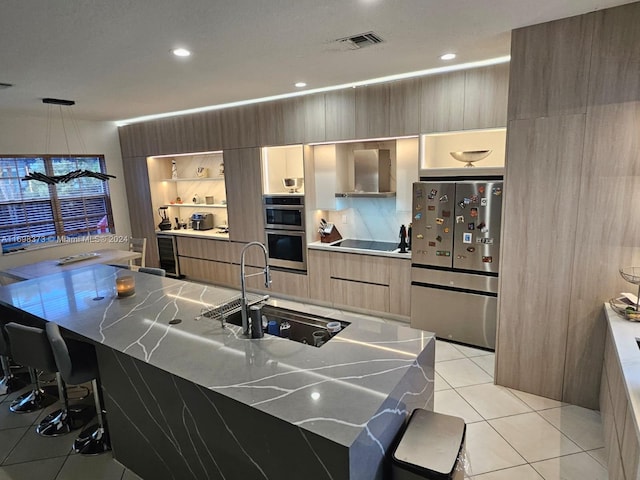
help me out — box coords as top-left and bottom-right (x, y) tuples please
(240, 242), (271, 335)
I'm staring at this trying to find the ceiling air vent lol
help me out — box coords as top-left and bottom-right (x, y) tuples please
(337, 31), (384, 50)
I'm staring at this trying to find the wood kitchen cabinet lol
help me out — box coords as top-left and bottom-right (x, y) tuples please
(324, 89), (356, 141)
(389, 78), (422, 137)
(463, 64), (510, 130)
(177, 237), (235, 286)
(221, 105), (260, 149)
(330, 252), (389, 284)
(223, 148), (264, 243)
(282, 94), (326, 145)
(307, 248), (411, 319)
(244, 268), (310, 299)
(420, 71), (465, 134)
(177, 237), (270, 288)
(122, 156), (157, 267)
(179, 256), (236, 286)
(355, 83), (390, 139)
(308, 249), (333, 303)
(389, 258), (411, 317)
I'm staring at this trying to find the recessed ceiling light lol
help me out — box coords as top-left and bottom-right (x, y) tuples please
(295, 82), (307, 88)
(172, 48), (191, 57)
(440, 53), (456, 61)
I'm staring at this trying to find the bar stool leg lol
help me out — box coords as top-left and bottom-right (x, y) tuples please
(36, 373), (88, 436)
(0, 355), (25, 396)
(10, 367), (56, 413)
(73, 379), (110, 455)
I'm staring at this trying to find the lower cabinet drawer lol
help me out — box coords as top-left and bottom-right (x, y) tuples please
(178, 257), (236, 286)
(331, 278), (389, 312)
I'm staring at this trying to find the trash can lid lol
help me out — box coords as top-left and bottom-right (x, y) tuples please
(392, 409), (466, 478)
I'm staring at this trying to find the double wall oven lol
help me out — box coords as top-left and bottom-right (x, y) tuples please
(263, 195), (306, 271)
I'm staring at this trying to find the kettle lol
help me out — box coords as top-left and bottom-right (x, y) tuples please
(158, 207), (172, 231)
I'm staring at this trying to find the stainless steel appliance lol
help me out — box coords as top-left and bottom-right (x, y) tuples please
(410, 179), (503, 349)
(263, 195), (304, 230)
(335, 148), (395, 197)
(156, 234), (181, 278)
(265, 229), (306, 271)
(190, 212), (214, 231)
(263, 195), (306, 271)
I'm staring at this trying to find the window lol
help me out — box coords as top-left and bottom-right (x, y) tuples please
(0, 155), (114, 253)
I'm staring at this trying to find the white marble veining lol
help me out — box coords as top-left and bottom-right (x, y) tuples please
(326, 196), (412, 243)
(0, 264), (434, 452)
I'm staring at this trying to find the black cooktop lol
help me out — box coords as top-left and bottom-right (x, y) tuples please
(333, 239), (399, 252)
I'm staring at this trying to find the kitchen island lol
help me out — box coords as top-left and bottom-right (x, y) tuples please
(0, 264), (434, 480)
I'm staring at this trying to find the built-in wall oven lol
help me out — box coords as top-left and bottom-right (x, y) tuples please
(263, 195), (306, 271)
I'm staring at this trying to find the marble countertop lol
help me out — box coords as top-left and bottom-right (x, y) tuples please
(0, 264), (433, 448)
(605, 304), (640, 438)
(308, 240), (412, 260)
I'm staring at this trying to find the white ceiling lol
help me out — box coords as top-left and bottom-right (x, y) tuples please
(0, 0), (632, 123)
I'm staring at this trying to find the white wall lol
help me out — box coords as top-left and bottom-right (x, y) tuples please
(0, 111), (131, 269)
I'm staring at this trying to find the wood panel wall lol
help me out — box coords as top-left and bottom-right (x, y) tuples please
(497, 2), (640, 408)
(118, 64), (510, 267)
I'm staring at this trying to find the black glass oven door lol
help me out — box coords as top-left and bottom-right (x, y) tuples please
(266, 231), (306, 271)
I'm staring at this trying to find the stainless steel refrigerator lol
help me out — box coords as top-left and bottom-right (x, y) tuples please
(410, 180), (503, 349)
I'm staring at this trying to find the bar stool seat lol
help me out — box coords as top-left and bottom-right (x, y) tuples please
(47, 322), (111, 455)
(5, 322), (91, 436)
(0, 324), (25, 396)
(3, 323), (58, 414)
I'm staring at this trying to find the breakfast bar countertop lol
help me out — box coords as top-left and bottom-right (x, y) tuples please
(0, 264), (434, 479)
(0, 248), (142, 281)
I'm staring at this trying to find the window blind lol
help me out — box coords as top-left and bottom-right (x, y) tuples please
(0, 155), (115, 253)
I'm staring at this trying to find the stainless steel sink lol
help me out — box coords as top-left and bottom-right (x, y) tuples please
(225, 305), (349, 347)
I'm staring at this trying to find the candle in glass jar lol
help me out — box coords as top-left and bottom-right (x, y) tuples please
(116, 275), (135, 297)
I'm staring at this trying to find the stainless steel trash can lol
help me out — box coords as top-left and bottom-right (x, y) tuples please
(391, 409), (466, 480)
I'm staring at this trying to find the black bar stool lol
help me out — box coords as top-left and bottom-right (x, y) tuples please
(3, 323), (57, 414)
(4, 322), (89, 436)
(0, 324), (25, 396)
(46, 322), (111, 455)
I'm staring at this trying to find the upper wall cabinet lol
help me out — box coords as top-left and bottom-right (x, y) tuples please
(172, 114), (211, 154)
(256, 101), (285, 148)
(463, 64), (510, 130)
(221, 105), (260, 149)
(508, 14), (594, 120)
(325, 90), (356, 141)
(389, 78), (422, 137)
(283, 94), (326, 145)
(420, 71), (466, 133)
(355, 83), (390, 139)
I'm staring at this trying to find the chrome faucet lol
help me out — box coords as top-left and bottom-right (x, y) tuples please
(240, 241), (271, 335)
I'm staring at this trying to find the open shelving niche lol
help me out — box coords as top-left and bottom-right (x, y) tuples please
(419, 128), (507, 177)
(148, 151), (228, 229)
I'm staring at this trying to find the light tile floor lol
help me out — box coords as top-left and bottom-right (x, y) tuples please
(0, 339), (607, 480)
(433, 340), (608, 480)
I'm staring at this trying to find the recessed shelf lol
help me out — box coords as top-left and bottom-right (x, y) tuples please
(162, 177), (224, 182)
(163, 203), (227, 208)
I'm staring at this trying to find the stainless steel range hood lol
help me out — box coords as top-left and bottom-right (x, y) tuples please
(335, 148), (396, 198)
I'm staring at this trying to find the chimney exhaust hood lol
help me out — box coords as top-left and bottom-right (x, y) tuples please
(335, 148), (396, 198)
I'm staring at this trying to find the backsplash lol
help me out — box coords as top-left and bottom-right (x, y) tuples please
(325, 197), (412, 243)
